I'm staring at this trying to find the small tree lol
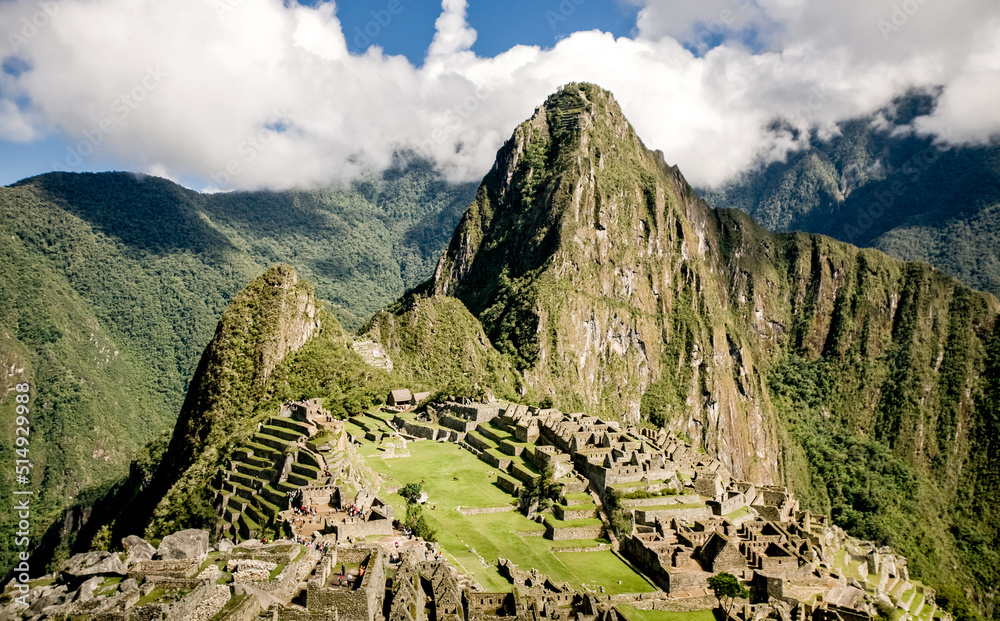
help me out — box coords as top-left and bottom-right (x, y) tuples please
(707, 573), (749, 619)
(603, 489), (634, 538)
(519, 465), (561, 513)
(404, 503), (437, 542)
(400, 482), (423, 505)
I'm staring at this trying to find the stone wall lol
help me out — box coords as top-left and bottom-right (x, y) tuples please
(393, 417), (439, 441)
(227, 545), (299, 565)
(300, 484), (338, 507)
(228, 559), (277, 583)
(480, 450), (512, 472)
(139, 577), (205, 590)
(477, 425), (507, 444)
(272, 609), (328, 620)
(496, 475), (520, 495)
(466, 591), (512, 616)
(667, 569), (710, 592)
(464, 433), (493, 453)
(217, 591), (263, 621)
(524, 447), (570, 472)
(610, 594), (717, 612)
(127, 559), (200, 580)
(459, 505), (517, 516)
(546, 523), (604, 541)
(271, 555), (315, 596)
(306, 550), (385, 618)
(167, 584), (231, 621)
(444, 430), (466, 443)
(444, 402), (502, 422)
(708, 493), (746, 516)
(335, 546), (375, 564)
(335, 517), (393, 540)
(622, 494), (701, 508)
(622, 536), (670, 591)
(439, 415), (478, 433)
(510, 463), (538, 484)
(555, 506), (597, 521)
(635, 506), (712, 525)
(498, 440), (525, 457)
(604, 465), (648, 486)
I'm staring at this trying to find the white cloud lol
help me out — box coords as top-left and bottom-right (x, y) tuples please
(0, 0), (996, 191)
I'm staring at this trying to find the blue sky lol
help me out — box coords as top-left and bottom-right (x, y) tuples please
(333, 0), (638, 61)
(0, 0), (639, 187)
(0, 0), (995, 191)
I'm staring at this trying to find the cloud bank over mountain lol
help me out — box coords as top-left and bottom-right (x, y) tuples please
(0, 0), (997, 190)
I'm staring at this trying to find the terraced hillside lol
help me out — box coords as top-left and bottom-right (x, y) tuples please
(212, 414), (326, 541)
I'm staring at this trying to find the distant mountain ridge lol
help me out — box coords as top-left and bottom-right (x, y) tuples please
(0, 162), (474, 574)
(700, 91), (1000, 298)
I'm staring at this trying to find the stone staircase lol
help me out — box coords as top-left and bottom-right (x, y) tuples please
(211, 415), (326, 541)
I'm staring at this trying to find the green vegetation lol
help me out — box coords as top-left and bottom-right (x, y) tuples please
(365, 83), (999, 619)
(362, 438), (647, 593)
(268, 563), (286, 581)
(771, 355), (998, 621)
(210, 593), (247, 620)
(0, 162), (474, 575)
(309, 429), (335, 446)
(53, 267), (402, 559)
(135, 587), (167, 607)
(603, 489), (635, 539)
(551, 550), (654, 593)
(519, 465), (561, 513)
(365, 293), (520, 401)
(616, 488), (678, 500)
(701, 91), (1000, 301)
(399, 482), (423, 505)
(707, 572), (749, 619)
(404, 504), (437, 542)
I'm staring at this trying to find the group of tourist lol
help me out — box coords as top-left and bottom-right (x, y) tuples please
(345, 503), (364, 518)
(294, 504), (318, 517)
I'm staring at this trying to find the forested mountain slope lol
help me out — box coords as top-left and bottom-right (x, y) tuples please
(0, 161), (473, 574)
(701, 92), (1000, 299)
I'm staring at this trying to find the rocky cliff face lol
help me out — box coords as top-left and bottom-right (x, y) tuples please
(431, 84), (784, 482)
(426, 84), (1000, 495)
(415, 85), (1000, 611)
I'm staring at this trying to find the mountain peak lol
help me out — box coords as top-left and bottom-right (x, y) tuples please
(425, 84), (782, 478)
(431, 83), (680, 302)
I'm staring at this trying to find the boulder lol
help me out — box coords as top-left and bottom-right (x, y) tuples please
(217, 538), (235, 553)
(75, 575), (103, 602)
(156, 529), (210, 560)
(27, 585), (70, 616)
(61, 551), (127, 581)
(526, 498), (539, 520)
(119, 577), (138, 593)
(122, 535), (157, 566)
